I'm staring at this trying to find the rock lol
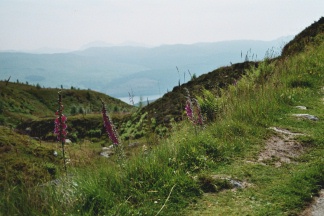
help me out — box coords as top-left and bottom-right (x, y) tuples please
(295, 106), (307, 110)
(102, 145), (113, 151)
(301, 189), (324, 216)
(311, 189), (324, 216)
(292, 114), (319, 121)
(269, 127), (304, 136)
(128, 142), (139, 148)
(66, 158), (71, 164)
(100, 151), (113, 158)
(100, 145), (114, 158)
(210, 175), (248, 189)
(65, 139), (72, 143)
(25, 127), (31, 133)
(229, 179), (243, 188)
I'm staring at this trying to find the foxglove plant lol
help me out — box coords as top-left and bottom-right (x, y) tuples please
(192, 98), (203, 126)
(184, 88), (203, 126)
(185, 98), (194, 122)
(54, 92), (68, 174)
(101, 100), (119, 145)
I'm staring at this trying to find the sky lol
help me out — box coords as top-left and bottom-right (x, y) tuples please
(0, 0), (323, 51)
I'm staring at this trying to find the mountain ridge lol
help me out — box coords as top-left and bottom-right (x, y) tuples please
(0, 38), (292, 98)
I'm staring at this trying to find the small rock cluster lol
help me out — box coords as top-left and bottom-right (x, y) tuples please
(293, 106), (319, 121)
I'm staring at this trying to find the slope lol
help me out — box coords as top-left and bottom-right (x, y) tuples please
(1, 17), (323, 216)
(0, 81), (132, 126)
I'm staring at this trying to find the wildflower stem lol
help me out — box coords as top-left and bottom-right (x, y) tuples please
(184, 88), (204, 134)
(101, 99), (119, 146)
(155, 184), (176, 216)
(56, 92), (67, 175)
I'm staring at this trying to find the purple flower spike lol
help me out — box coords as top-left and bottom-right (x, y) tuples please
(54, 93), (68, 142)
(185, 99), (194, 122)
(184, 88), (204, 126)
(101, 100), (119, 145)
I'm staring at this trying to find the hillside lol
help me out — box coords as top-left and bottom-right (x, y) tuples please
(0, 81), (132, 126)
(141, 61), (258, 125)
(136, 17), (324, 129)
(0, 126), (60, 190)
(1, 17), (324, 215)
(282, 17), (324, 57)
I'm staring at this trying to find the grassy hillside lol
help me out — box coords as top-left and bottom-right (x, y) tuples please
(1, 17), (324, 215)
(0, 126), (60, 190)
(141, 61), (258, 124)
(282, 17), (324, 57)
(0, 81), (132, 126)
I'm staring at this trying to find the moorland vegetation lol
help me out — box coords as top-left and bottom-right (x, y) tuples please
(0, 17), (324, 215)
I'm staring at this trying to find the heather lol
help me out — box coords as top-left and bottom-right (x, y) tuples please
(1, 18), (324, 215)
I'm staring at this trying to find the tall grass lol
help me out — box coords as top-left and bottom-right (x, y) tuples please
(184, 35), (324, 215)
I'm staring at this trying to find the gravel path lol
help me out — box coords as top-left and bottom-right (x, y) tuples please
(301, 190), (324, 216)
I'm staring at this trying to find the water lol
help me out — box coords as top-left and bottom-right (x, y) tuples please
(118, 94), (161, 105)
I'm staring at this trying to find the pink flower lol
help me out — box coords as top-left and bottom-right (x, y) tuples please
(184, 88), (203, 126)
(54, 94), (67, 142)
(54, 115), (67, 141)
(185, 99), (194, 122)
(101, 101), (119, 145)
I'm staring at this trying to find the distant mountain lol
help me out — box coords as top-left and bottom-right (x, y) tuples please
(28, 47), (73, 54)
(80, 41), (150, 50)
(0, 37), (293, 99)
(80, 41), (115, 50)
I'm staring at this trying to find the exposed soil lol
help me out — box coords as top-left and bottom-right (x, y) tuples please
(258, 127), (305, 167)
(258, 127), (324, 216)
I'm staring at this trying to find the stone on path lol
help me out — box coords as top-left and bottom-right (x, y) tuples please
(292, 114), (319, 121)
(295, 106), (307, 110)
(100, 145), (114, 158)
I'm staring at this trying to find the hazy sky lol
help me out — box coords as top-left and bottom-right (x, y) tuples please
(0, 0), (323, 51)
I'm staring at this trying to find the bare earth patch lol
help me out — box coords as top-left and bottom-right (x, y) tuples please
(259, 127), (324, 216)
(258, 127), (305, 167)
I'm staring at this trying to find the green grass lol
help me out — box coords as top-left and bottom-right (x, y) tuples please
(1, 22), (324, 215)
(0, 81), (133, 126)
(183, 35), (324, 215)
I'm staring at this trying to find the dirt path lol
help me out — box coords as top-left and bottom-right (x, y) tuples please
(300, 88), (324, 216)
(186, 88), (324, 215)
(301, 190), (324, 216)
(263, 127), (324, 216)
(258, 127), (305, 167)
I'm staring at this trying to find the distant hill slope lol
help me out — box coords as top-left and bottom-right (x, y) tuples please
(0, 81), (132, 126)
(140, 17), (324, 127)
(141, 61), (257, 125)
(282, 17), (324, 57)
(0, 39), (290, 98)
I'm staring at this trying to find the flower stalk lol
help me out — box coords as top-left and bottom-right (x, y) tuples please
(101, 100), (119, 145)
(54, 92), (68, 174)
(184, 88), (204, 126)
